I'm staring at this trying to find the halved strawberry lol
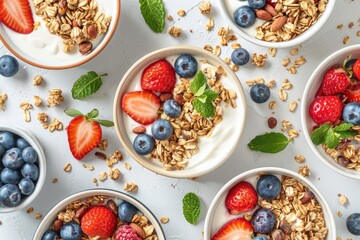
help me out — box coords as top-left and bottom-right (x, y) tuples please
(122, 91), (160, 125)
(344, 83), (360, 102)
(225, 181), (258, 215)
(141, 59), (176, 92)
(0, 0), (34, 34)
(211, 218), (253, 240)
(353, 59), (360, 80)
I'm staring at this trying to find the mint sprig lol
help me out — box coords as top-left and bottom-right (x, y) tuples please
(182, 192), (200, 225)
(71, 72), (107, 99)
(190, 71), (218, 118)
(311, 123), (356, 149)
(248, 132), (290, 153)
(139, 0), (165, 33)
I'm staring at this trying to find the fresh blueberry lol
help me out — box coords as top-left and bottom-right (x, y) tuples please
(21, 163), (39, 181)
(234, 6), (256, 28)
(22, 146), (38, 164)
(248, 0), (266, 9)
(343, 102), (360, 126)
(1, 168), (21, 184)
(133, 134), (155, 155)
(151, 119), (173, 140)
(164, 100), (182, 118)
(16, 138), (30, 150)
(345, 59), (358, 69)
(41, 229), (60, 240)
(0, 145), (4, 157)
(0, 184), (21, 207)
(0, 55), (19, 77)
(253, 237), (268, 240)
(231, 48), (250, 66)
(118, 201), (138, 223)
(0, 131), (15, 150)
(256, 174), (281, 200)
(60, 222), (82, 240)
(18, 178), (35, 196)
(347, 213), (360, 235)
(174, 54), (198, 78)
(250, 83), (271, 103)
(2, 148), (24, 170)
(251, 208), (276, 234)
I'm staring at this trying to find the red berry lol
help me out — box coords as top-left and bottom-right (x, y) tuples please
(317, 67), (350, 96)
(0, 0), (34, 34)
(225, 181), (258, 215)
(114, 225), (141, 240)
(266, 0), (277, 7)
(141, 59), (176, 92)
(353, 59), (360, 80)
(309, 95), (343, 124)
(81, 206), (117, 238)
(211, 218), (253, 240)
(344, 83), (360, 102)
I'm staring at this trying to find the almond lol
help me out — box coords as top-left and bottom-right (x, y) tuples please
(256, 10), (272, 21)
(132, 126), (146, 134)
(270, 16), (287, 32)
(264, 4), (277, 17)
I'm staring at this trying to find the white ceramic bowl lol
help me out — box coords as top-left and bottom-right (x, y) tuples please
(0, 125), (46, 213)
(0, 0), (120, 69)
(113, 46), (247, 178)
(33, 189), (165, 239)
(218, 0), (335, 48)
(204, 167), (336, 239)
(301, 44), (360, 179)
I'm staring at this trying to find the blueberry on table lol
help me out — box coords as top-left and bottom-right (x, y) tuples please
(2, 148), (24, 170)
(22, 146), (38, 164)
(231, 48), (250, 66)
(151, 119), (173, 140)
(347, 213), (360, 235)
(18, 178), (35, 195)
(0, 131), (15, 150)
(0, 184), (21, 207)
(343, 102), (360, 126)
(251, 208), (276, 234)
(21, 163), (39, 181)
(174, 54), (198, 78)
(118, 201), (138, 223)
(16, 138), (30, 150)
(1, 168), (21, 184)
(0, 55), (19, 77)
(60, 222), (82, 240)
(256, 174), (281, 200)
(248, 0), (266, 9)
(250, 83), (271, 103)
(234, 6), (256, 28)
(41, 229), (60, 240)
(133, 134), (155, 155)
(164, 100), (182, 118)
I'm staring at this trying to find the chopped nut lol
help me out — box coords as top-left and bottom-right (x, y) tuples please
(337, 24), (344, 30)
(63, 163), (72, 172)
(167, 15), (173, 21)
(123, 182), (138, 192)
(349, 22), (354, 29)
(337, 211), (343, 217)
(168, 26), (182, 37)
(95, 151), (107, 160)
(33, 75), (43, 86)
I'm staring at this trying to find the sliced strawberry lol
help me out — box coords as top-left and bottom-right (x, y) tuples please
(122, 91), (160, 125)
(0, 0), (34, 34)
(344, 85), (360, 102)
(141, 59), (176, 92)
(353, 59), (360, 80)
(317, 67), (350, 96)
(212, 218), (253, 240)
(225, 181), (258, 215)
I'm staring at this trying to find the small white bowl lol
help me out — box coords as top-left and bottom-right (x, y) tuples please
(301, 44), (360, 179)
(0, 0), (120, 69)
(33, 189), (165, 240)
(0, 125), (46, 213)
(204, 167), (336, 239)
(218, 0), (335, 48)
(113, 46), (247, 178)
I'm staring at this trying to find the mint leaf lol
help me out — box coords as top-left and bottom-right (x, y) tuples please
(193, 98), (215, 118)
(311, 124), (330, 145)
(190, 71), (207, 94)
(139, 0), (165, 33)
(335, 130), (357, 139)
(325, 128), (340, 149)
(94, 119), (114, 127)
(248, 132), (290, 153)
(197, 95), (207, 103)
(334, 123), (354, 132)
(195, 84), (206, 97)
(182, 192), (200, 225)
(72, 72), (107, 99)
(203, 89), (218, 102)
(64, 109), (83, 117)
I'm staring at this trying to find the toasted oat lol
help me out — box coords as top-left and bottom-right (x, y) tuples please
(107, 150), (122, 167)
(52, 178), (59, 183)
(0, 93), (7, 109)
(343, 36), (350, 45)
(83, 163), (95, 171)
(337, 24), (344, 30)
(48, 118), (63, 132)
(295, 155), (305, 163)
(98, 172), (107, 181)
(20, 102), (33, 110)
(177, 9), (186, 17)
(282, 79), (292, 90)
(357, 30), (360, 37)
(47, 89), (64, 107)
(97, 139), (108, 151)
(212, 45), (221, 56)
(252, 53), (267, 67)
(124, 162), (132, 170)
(35, 213), (43, 220)
(268, 47), (277, 57)
(93, 178), (98, 186)
(282, 57), (291, 67)
(246, 80), (254, 86)
(290, 48), (299, 56)
(168, 26), (182, 37)
(217, 27), (236, 46)
(109, 168), (121, 180)
(298, 165), (310, 177)
(279, 89), (288, 102)
(27, 207), (34, 214)
(232, 43), (241, 49)
(199, 0), (211, 15)
(224, 57), (231, 64)
(205, 18), (214, 31)
(124, 182), (138, 192)
(269, 101), (277, 110)
(33, 75), (43, 86)
(288, 129), (299, 138)
(266, 79), (276, 88)
(160, 217), (169, 224)
(33, 96), (42, 107)
(349, 22), (355, 29)
(289, 100), (297, 112)
(254, 77), (265, 84)
(167, 15), (173, 21)
(37, 112), (48, 123)
(64, 163), (72, 172)
(338, 194), (348, 206)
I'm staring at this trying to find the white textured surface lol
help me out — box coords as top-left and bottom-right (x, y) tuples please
(0, 0), (360, 239)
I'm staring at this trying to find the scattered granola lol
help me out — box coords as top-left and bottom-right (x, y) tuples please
(252, 53), (267, 67)
(98, 171), (107, 181)
(0, 93), (7, 110)
(107, 150), (122, 167)
(83, 163), (95, 171)
(123, 182), (138, 192)
(44, 118), (63, 132)
(37, 112), (48, 123)
(205, 18), (214, 31)
(108, 168), (121, 180)
(63, 163), (72, 172)
(20, 102), (33, 122)
(177, 9), (186, 17)
(295, 154), (305, 163)
(167, 15), (173, 21)
(160, 217), (169, 224)
(199, 0), (211, 15)
(298, 165), (310, 177)
(217, 27), (236, 46)
(97, 139), (108, 151)
(124, 162), (132, 170)
(343, 35), (350, 45)
(52, 178), (59, 183)
(289, 100), (297, 112)
(27, 207), (34, 214)
(268, 47), (277, 57)
(168, 26), (182, 37)
(338, 194), (349, 206)
(47, 89), (64, 107)
(33, 95), (42, 107)
(35, 213), (43, 220)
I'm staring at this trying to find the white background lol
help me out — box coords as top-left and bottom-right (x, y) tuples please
(1, 0), (360, 239)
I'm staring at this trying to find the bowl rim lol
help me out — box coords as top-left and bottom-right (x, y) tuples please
(0, 0), (121, 70)
(113, 45), (247, 178)
(32, 188), (166, 240)
(203, 167), (336, 239)
(0, 125), (46, 213)
(301, 44), (360, 179)
(217, 0), (336, 48)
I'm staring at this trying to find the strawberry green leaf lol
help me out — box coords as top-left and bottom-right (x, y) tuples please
(248, 132), (290, 153)
(325, 128), (340, 149)
(139, 0), (165, 33)
(71, 72), (107, 99)
(64, 109), (83, 117)
(190, 71), (207, 94)
(182, 192), (200, 225)
(311, 124), (330, 145)
(334, 123), (354, 132)
(94, 119), (114, 127)
(192, 98), (215, 118)
(87, 109), (99, 119)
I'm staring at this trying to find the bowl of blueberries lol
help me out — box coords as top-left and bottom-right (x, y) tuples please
(0, 125), (46, 213)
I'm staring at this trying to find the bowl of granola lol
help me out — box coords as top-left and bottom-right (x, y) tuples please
(0, 0), (120, 69)
(204, 167), (336, 239)
(33, 189), (165, 240)
(113, 46), (246, 178)
(219, 0), (335, 48)
(301, 44), (360, 179)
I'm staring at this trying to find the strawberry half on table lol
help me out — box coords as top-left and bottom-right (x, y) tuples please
(141, 59), (176, 92)
(65, 109), (114, 160)
(0, 0), (34, 34)
(211, 218), (253, 240)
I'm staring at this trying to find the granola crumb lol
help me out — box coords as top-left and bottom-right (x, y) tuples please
(252, 53), (267, 67)
(83, 163), (95, 171)
(97, 139), (108, 151)
(357, 30), (360, 37)
(107, 150), (122, 167)
(290, 48), (298, 56)
(177, 9), (186, 17)
(349, 22), (355, 29)
(47, 89), (64, 107)
(338, 194), (349, 206)
(298, 165), (310, 177)
(337, 24), (344, 30)
(217, 27), (235, 46)
(268, 47), (277, 57)
(123, 182), (138, 192)
(63, 163), (72, 172)
(160, 217), (169, 224)
(26, 207), (34, 214)
(168, 26), (182, 37)
(337, 211), (343, 217)
(109, 168), (121, 180)
(48, 118), (63, 132)
(35, 213), (43, 220)
(205, 17), (214, 31)
(33, 95), (42, 107)
(124, 162), (132, 170)
(37, 112), (48, 123)
(33, 75), (43, 86)
(93, 178), (98, 186)
(294, 155), (305, 163)
(167, 15), (173, 21)
(343, 36), (350, 45)
(98, 172), (107, 181)
(199, 0), (211, 15)
(0, 94), (7, 109)
(52, 178), (59, 183)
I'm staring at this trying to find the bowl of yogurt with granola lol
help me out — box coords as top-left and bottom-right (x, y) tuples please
(219, 0), (335, 48)
(0, 0), (120, 69)
(204, 167), (336, 240)
(113, 46), (246, 178)
(33, 189), (165, 240)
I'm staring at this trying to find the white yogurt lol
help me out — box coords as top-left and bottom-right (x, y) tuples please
(123, 55), (243, 169)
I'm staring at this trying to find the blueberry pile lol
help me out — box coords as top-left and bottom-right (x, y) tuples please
(0, 131), (39, 207)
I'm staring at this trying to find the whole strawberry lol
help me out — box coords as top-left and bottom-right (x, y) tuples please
(309, 95), (343, 124)
(114, 225), (141, 240)
(225, 181), (258, 215)
(344, 83), (360, 102)
(81, 206), (117, 238)
(317, 67), (350, 96)
(141, 59), (176, 92)
(353, 59), (360, 80)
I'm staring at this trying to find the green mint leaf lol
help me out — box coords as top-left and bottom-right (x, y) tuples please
(334, 123), (354, 132)
(192, 98), (215, 118)
(139, 0), (165, 33)
(335, 130), (357, 139)
(248, 132), (290, 153)
(197, 94), (207, 103)
(311, 124), (330, 145)
(190, 71), (207, 94)
(182, 192), (200, 225)
(195, 84), (206, 97)
(203, 89), (218, 102)
(325, 128), (340, 149)
(64, 109), (83, 117)
(86, 109), (99, 119)
(94, 119), (114, 127)
(71, 72), (107, 99)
